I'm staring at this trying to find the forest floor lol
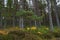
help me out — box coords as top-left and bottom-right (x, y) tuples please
(0, 26), (60, 40)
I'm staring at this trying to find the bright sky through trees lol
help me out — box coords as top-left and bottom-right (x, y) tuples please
(4, 0), (60, 6)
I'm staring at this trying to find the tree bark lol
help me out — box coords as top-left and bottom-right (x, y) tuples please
(12, 0), (18, 27)
(19, 17), (21, 28)
(21, 17), (24, 28)
(0, 11), (2, 28)
(54, 0), (60, 27)
(32, 0), (41, 27)
(0, 0), (4, 29)
(34, 20), (37, 27)
(46, 0), (54, 31)
(19, 17), (24, 28)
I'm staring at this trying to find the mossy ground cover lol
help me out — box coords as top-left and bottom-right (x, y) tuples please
(0, 26), (60, 40)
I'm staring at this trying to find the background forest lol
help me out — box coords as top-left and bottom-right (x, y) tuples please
(0, 0), (60, 40)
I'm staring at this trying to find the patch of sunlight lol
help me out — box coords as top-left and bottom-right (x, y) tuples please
(27, 27), (30, 30)
(31, 26), (37, 30)
(0, 30), (8, 35)
(37, 32), (42, 34)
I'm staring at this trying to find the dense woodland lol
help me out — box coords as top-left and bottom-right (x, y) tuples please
(0, 0), (60, 31)
(0, 0), (60, 40)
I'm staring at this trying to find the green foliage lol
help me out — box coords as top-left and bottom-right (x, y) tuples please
(16, 10), (34, 17)
(7, 0), (13, 8)
(25, 26), (60, 39)
(53, 28), (60, 37)
(2, 13), (12, 17)
(0, 0), (3, 9)
(27, 13), (44, 21)
(38, 0), (46, 10)
(0, 35), (4, 40)
(52, 32), (60, 38)
(1, 7), (13, 17)
(8, 31), (42, 40)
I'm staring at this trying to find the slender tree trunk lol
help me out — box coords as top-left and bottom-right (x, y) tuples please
(46, 0), (54, 31)
(4, 18), (6, 28)
(19, 0), (28, 28)
(34, 20), (37, 27)
(13, 0), (18, 27)
(0, 12), (2, 28)
(19, 17), (24, 28)
(21, 17), (24, 28)
(13, 17), (15, 27)
(39, 21), (41, 27)
(0, 0), (4, 29)
(19, 17), (21, 28)
(54, 0), (60, 27)
(32, 0), (41, 27)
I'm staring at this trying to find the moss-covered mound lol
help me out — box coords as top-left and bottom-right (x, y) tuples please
(0, 31), (42, 40)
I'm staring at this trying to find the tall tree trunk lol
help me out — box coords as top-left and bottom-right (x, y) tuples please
(19, 0), (24, 28)
(0, 0), (4, 29)
(54, 0), (60, 27)
(32, 0), (41, 27)
(7, 0), (12, 27)
(19, 0), (28, 28)
(21, 17), (24, 28)
(46, 0), (54, 31)
(13, 0), (18, 27)
(4, 18), (7, 28)
(34, 20), (37, 27)
(19, 17), (21, 28)
(19, 17), (24, 28)
(0, 11), (2, 28)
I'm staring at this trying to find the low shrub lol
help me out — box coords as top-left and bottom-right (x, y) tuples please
(0, 35), (4, 40)
(53, 32), (60, 38)
(7, 31), (42, 40)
